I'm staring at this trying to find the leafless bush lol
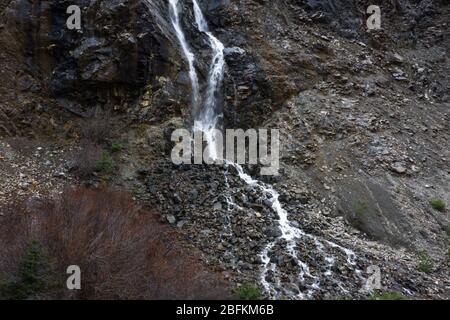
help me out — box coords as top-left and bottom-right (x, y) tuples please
(71, 142), (103, 178)
(72, 110), (114, 178)
(0, 188), (230, 300)
(80, 112), (111, 144)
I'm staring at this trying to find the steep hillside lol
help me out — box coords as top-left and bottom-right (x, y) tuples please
(0, 0), (448, 299)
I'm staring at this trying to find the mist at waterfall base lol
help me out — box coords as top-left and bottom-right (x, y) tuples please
(166, 0), (361, 299)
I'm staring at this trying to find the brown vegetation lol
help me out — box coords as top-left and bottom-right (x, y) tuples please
(72, 142), (104, 178)
(72, 112), (114, 178)
(0, 187), (230, 300)
(80, 112), (112, 145)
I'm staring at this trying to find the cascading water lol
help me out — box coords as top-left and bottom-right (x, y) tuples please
(227, 161), (360, 299)
(191, 0), (225, 161)
(166, 0), (361, 299)
(167, 0), (224, 160)
(168, 0), (200, 110)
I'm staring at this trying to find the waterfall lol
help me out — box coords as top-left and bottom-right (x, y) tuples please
(167, 0), (224, 160)
(192, 0), (225, 161)
(166, 0), (360, 300)
(168, 0), (200, 110)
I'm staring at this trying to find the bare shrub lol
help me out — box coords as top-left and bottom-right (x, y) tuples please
(80, 112), (111, 144)
(0, 188), (230, 300)
(72, 110), (116, 178)
(71, 142), (103, 178)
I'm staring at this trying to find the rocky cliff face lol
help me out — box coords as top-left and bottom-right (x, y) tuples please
(0, 0), (448, 299)
(2, 0), (180, 103)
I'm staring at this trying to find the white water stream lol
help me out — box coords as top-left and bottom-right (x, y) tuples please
(166, 0), (360, 299)
(191, 0), (225, 161)
(168, 0), (200, 110)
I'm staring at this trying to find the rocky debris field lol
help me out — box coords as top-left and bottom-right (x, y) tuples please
(119, 156), (448, 299)
(0, 139), (75, 208)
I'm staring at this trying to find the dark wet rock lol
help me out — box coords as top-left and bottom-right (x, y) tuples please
(1, 0), (187, 109)
(266, 226), (282, 238)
